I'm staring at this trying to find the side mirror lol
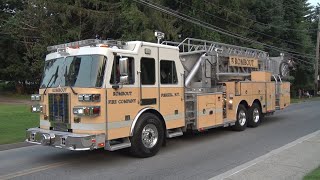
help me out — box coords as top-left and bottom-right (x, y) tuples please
(120, 76), (129, 84)
(119, 57), (129, 84)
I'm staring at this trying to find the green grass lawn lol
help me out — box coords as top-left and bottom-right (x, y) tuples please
(2, 93), (30, 100)
(291, 96), (320, 104)
(304, 166), (320, 180)
(0, 104), (38, 145)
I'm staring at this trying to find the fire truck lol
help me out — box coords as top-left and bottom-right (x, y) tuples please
(26, 37), (290, 157)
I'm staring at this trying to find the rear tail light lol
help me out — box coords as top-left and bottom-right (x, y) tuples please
(98, 143), (105, 147)
(73, 106), (100, 116)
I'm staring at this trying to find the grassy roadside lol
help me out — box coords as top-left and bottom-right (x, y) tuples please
(304, 166), (320, 180)
(291, 96), (320, 104)
(0, 104), (38, 145)
(1, 93), (30, 100)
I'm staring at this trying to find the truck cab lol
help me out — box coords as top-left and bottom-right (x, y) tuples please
(27, 39), (185, 155)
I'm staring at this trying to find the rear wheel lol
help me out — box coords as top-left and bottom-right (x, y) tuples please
(248, 103), (262, 127)
(130, 113), (164, 158)
(232, 104), (247, 131)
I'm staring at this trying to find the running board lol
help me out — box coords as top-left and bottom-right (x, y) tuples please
(167, 128), (183, 138)
(105, 137), (131, 151)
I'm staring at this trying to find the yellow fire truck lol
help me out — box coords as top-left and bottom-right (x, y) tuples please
(26, 37), (290, 157)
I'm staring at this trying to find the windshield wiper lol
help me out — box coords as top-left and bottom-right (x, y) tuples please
(43, 67), (59, 95)
(65, 73), (77, 95)
(69, 85), (77, 95)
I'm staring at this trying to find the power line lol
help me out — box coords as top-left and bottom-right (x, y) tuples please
(203, 0), (318, 33)
(177, 0), (314, 48)
(134, 0), (316, 60)
(143, 0), (316, 60)
(291, 57), (314, 65)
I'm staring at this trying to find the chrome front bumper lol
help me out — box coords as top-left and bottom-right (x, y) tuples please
(26, 128), (105, 151)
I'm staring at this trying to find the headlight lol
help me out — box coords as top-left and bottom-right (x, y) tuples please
(73, 106), (100, 116)
(31, 104), (46, 113)
(78, 94), (100, 102)
(31, 94), (42, 101)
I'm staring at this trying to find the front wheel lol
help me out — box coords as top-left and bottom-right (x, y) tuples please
(130, 113), (164, 158)
(232, 104), (248, 131)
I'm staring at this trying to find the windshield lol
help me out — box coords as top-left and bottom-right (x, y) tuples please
(40, 55), (107, 88)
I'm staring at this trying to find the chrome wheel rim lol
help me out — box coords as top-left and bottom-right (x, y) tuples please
(238, 110), (246, 126)
(141, 124), (158, 148)
(253, 108), (260, 123)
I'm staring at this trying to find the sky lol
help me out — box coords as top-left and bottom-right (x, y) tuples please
(308, 0), (319, 6)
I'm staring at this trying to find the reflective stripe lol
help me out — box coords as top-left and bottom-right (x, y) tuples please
(71, 123), (106, 131)
(164, 113), (183, 121)
(108, 113), (183, 130)
(40, 120), (50, 127)
(198, 108), (223, 116)
(216, 108), (223, 113)
(82, 108), (225, 131)
(108, 121), (132, 129)
(266, 102), (271, 106)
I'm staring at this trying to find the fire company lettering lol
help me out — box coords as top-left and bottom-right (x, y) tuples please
(229, 56), (258, 68)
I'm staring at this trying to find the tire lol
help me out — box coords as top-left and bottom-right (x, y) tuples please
(130, 113), (164, 158)
(248, 103), (263, 128)
(232, 104), (248, 131)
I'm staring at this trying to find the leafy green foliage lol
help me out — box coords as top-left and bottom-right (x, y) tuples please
(0, 0), (319, 93)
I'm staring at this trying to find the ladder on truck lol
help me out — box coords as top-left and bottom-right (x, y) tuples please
(163, 38), (274, 80)
(163, 38), (268, 59)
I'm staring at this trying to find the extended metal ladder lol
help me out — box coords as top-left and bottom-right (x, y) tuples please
(163, 38), (272, 81)
(163, 38), (269, 59)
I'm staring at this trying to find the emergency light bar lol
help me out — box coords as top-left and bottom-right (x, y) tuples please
(47, 39), (127, 52)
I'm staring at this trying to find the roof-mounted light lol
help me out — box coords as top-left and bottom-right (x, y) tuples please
(47, 39), (126, 52)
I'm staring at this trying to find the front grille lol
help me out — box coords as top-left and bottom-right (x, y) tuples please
(52, 122), (68, 132)
(49, 94), (69, 131)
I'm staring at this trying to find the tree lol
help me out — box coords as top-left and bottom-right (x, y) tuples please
(0, 0), (318, 94)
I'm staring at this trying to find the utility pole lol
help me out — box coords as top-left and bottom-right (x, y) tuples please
(315, 7), (320, 96)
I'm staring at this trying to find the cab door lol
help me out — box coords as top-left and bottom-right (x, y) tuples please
(158, 48), (185, 129)
(139, 47), (159, 111)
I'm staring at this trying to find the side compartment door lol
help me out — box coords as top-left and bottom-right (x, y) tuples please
(280, 82), (290, 109)
(266, 82), (276, 112)
(215, 93), (223, 125)
(252, 82), (266, 113)
(284, 82), (290, 107)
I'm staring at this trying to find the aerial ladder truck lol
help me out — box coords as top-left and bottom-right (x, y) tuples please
(26, 37), (290, 157)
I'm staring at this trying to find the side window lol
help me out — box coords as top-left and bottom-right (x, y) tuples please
(110, 56), (135, 84)
(141, 58), (155, 85)
(160, 60), (178, 84)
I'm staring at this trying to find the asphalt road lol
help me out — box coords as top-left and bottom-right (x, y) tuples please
(0, 101), (319, 180)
